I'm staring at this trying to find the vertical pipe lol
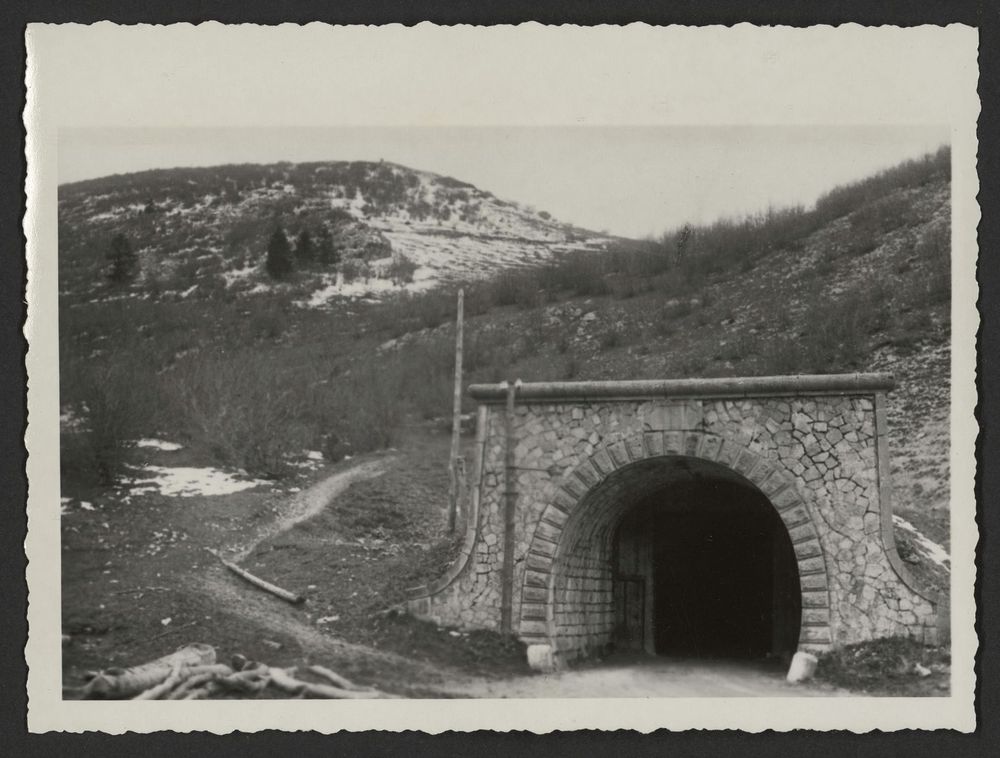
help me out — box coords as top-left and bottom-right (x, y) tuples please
(447, 289), (464, 533)
(500, 380), (519, 634)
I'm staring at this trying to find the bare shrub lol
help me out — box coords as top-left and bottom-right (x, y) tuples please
(915, 220), (951, 305)
(795, 283), (891, 372)
(814, 146), (949, 222)
(61, 354), (157, 485)
(492, 270), (542, 309)
(388, 254), (419, 285)
(340, 258), (369, 284)
(331, 359), (404, 452)
(850, 193), (920, 237)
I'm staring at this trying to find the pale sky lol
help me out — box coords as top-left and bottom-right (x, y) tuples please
(33, 23), (972, 237)
(58, 125), (948, 239)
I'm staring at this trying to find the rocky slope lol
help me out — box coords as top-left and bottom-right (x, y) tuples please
(57, 160), (617, 306)
(58, 151), (954, 598)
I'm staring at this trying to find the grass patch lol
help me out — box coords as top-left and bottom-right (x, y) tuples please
(815, 637), (950, 695)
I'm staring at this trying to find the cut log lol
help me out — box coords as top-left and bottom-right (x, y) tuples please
(81, 644), (216, 699)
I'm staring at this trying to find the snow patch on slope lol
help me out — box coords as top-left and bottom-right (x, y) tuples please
(124, 465), (268, 497)
(893, 515), (950, 569)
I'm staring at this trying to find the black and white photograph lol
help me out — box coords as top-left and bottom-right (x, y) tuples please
(23, 22), (979, 732)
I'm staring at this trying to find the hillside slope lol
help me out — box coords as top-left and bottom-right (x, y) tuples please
(374, 162), (952, 590)
(57, 161), (617, 305)
(58, 150), (953, 598)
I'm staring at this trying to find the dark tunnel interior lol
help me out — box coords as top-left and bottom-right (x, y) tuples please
(613, 473), (801, 660)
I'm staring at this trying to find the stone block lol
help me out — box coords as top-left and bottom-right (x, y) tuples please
(526, 552), (554, 572)
(532, 538), (558, 558)
(591, 448), (615, 475)
(786, 652), (818, 683)
(572, 460), (599, 488)
(562, 476), (589, 500)
(733, 448), (757, 476)
(762, 470), (794, 497)
(699, 434), (722, 461)
(797, 555), (826, 575)
(787, 522), (817, 544)
(626, 435), (645, 461)
(644, 431), (664, 456)
(802, 607), (830, 625)
(535, 519), (563, 543)
(521, 602), (547, 621)
(543, 505), (569, 527)
(771, 486), (802, 511)
(748, 458), (776, 487)
(662, 431), (684, 455)
(522, 585), (548, 603)
(799, 626), (832, 643)
(794, 540), (822, 560)
(801, 590), (829, 608)
(609, 441), (631, 467)
(527, 644), (559, 672)
(520, 619), (548, 636)
(800, 572), (828, 591)
(684, 432), (701, 456)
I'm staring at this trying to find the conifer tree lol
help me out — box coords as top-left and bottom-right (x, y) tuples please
(265, 225), (293, 279)
(317, 225), (338, 267)
(106, 232), (138, 284)
(295, 228), (315, 265)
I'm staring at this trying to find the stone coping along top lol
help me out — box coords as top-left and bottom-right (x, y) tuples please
(467, 373), (895, 404)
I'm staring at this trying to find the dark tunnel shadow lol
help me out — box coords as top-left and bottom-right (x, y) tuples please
(612, 474), (801, 662)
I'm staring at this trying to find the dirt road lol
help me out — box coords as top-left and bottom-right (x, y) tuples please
(444, 656), (845, 698)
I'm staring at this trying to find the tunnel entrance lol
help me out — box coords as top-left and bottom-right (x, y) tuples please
(611, 462), (801, 661)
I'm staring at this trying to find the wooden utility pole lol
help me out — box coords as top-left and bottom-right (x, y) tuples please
(447, 289), (465, 533)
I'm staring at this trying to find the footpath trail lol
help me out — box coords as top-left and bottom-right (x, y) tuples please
(444, 656), (846, 698)
(229, 457), (395, 560)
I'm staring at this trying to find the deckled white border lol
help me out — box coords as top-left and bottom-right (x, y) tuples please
(24, 22), (979, 733)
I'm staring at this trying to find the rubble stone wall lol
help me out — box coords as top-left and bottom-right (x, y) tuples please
(406, 385), (938, 665)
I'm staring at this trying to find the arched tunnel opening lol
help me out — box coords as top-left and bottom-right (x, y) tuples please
(614, 476), (801, 659)
(549, 455), (802, 664)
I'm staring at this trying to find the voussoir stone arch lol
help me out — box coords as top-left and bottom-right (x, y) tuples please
(517, 430), (833, 652)
(405, 375), (942, 671)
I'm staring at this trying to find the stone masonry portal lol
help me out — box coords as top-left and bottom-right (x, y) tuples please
(406, 375), (939, 671)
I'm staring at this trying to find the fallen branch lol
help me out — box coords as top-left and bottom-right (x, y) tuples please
(207, 549), (305, 605)
(215, 668), (270, 696)
(133, 662), (184, 700)
(307, 665), (373, 692)
(300, 682), (386, 699)
(268, 666), (388, 699)
(267, 666), (306, 694)
(165, 667), (232, 700)
(75, 645), (394, 700)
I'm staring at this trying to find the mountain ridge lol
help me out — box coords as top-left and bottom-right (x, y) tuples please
(57, 160), (621, 305)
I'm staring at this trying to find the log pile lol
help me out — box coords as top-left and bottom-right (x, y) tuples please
(70, 644), (392, 700)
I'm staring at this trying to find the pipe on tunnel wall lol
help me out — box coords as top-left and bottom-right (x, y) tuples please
(469, 373), (895, 403)
(499, 380), (520, 634)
